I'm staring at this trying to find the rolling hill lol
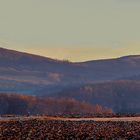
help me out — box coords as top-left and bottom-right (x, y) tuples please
(51, 80), (140, 113)
(0, 47), (140, 114)
(0, 47), (140, 95)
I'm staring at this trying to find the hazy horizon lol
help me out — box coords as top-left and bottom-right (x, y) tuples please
(1, 46), (140, 63)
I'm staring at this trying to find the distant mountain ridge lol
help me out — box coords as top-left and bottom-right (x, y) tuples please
(0, 47), (140, 114)
(0, 47), (140, 95)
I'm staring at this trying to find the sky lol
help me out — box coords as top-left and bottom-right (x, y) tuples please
(0, 0), (140, 61)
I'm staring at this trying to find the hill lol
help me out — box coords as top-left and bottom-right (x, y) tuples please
(0, 47), (140, 95)
(51, 80), (140, 113)
(0, 48), (140, 114)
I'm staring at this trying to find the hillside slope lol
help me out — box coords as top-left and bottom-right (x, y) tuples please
(0, 48), (140, 95)
(51, 80), (140, 113)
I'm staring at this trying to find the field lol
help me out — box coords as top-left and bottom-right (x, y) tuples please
(1, 116), (140, 140)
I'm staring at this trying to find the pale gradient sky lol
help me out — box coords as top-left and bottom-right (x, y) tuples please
(0, 0), (140, 61)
